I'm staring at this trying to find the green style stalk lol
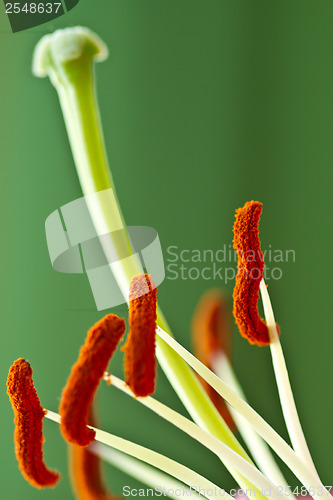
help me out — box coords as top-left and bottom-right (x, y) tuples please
(32, 27), (266, 497)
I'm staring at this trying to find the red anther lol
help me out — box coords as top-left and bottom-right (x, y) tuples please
(123, 273), (157, 397)
(192, 289), (234, 429)
(69, 409), (121, 500)
(233, 201), (278, 346)
(60, 314), (126, 446)
(6, 358), (60, 488)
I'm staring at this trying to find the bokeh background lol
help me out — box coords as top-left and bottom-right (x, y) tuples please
(1, 1), (333, 498)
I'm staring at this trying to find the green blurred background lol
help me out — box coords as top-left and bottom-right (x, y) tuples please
(1, 0), (333, 498)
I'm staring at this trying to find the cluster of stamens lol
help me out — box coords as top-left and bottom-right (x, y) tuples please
(6, 202), (324, 500)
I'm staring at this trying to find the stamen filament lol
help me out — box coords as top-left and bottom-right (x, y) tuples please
(259, 279), (319, 479)
(45, 410), (225, 500)
(106, 374), (287, 500)
(211, 353), (292, 493)
(89, 443), (204, 500)
(155, 326), (327, 498)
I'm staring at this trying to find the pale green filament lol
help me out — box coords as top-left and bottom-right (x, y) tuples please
(89, 443), (204, 500)
(107, 375), (289, 500)
(45, 410), (224, 500)
(211, 353), (292, 492)
(259, 280), (319, 479)
(155, 325), (326, 499)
